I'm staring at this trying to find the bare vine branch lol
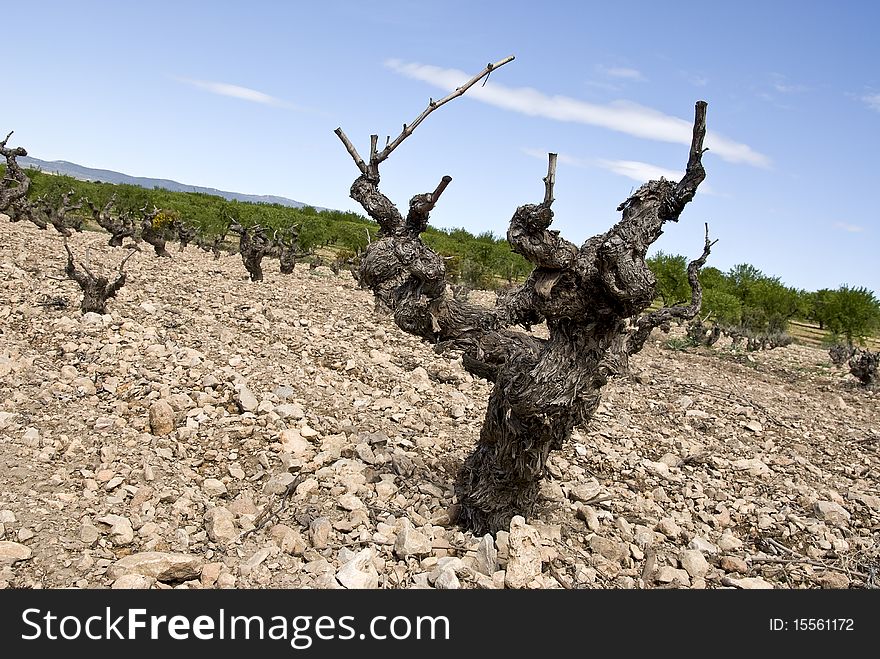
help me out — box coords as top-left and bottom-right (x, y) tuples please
(543, 153), (557, 206)
(335, 56), (515, 180)
(625, 222), (717, 356)
(373, 56), (515, 169)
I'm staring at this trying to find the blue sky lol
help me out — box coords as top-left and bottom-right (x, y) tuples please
(5, 1), (878, 294)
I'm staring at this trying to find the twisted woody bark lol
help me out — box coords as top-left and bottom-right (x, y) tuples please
(1, 134), (84, 235)
(1, 132), (31, 215)
(273, 226), (302, 274)
(86, 194), (137, 247)
(211, 230), (227, 260)
(140, 205), (171, 257)
(63, 240), (135, 314)
(0, 132), (49, 229)
(848, 349), (879, 387)
(35, 190), (85, 236)
(229, 216), (269, 281)
(336, 59), (712, 533)
(176, 221), (198, 252)
(198, 219), (230, 260)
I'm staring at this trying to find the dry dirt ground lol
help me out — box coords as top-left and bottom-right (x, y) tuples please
(1, 218), (878, 590)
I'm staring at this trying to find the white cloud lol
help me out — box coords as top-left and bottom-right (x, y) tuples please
(861, 93), (880, 112)
(596, 159), (718, 195)
(521, 150), (718, 195)
(175, 77), (291, 108)
(597, 159), (684, 183)
(598, 65), (645, 81)
(385, 59), (770, 168)
(834, 221), (864, 233)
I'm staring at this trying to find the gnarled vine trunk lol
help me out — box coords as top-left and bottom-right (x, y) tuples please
(273, 227), (300, 274)
(45, 190), (84, 236)
(140, 206), (172, 257)
(212, 233), (227, 260)
(1, 132), (31, 217)
(1, 132), (58, 231)
(176, 221), (197, 251)
(849, 349), (879, 387)
(230, 219), (269, 281)
(336, 59), (713, 534)
(199, 228), (229, 260)
(63, 241), (135, 314)
(832, 345), (879, 386)
(86, 195), (137, 247)
(687, 320), (722, 346)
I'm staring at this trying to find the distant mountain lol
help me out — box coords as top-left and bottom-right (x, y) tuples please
(19, 155), (328, 211)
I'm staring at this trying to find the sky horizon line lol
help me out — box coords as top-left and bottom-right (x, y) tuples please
(11, 147), (876, 297)
(4, 1), (877, 296)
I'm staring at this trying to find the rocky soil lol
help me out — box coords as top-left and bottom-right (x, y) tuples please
(1, 218), (878, 590)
